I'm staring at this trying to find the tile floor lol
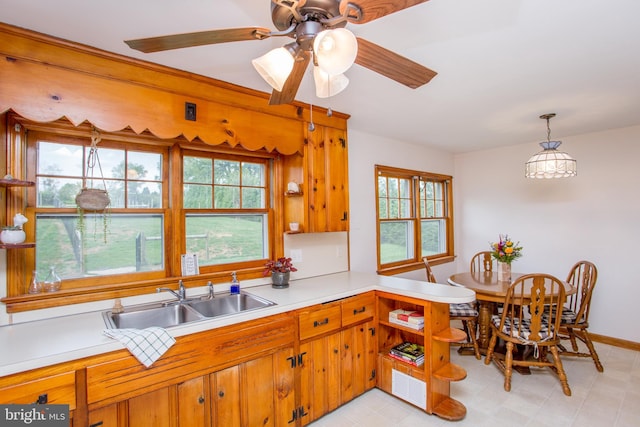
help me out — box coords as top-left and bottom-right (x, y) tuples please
(309, 340), (640, 427)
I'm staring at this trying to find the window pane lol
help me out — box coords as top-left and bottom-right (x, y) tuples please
(378, 198), (388, 219)
(128, 151), (162, 181)
(242, 188), (265, 209)
(388, 199), (399, 219)
(38, 142), (83, 176)
(377, 176), (387, 197)
(214, 186), (240, 209)
(388, 178), (399, 198)
(399, 178), (411, 198)
(380, 220), (414, 264)
(128, 182), (162, 208)
(92, 148), (125, 179)
(103, 179), (124, 208)
(214, 159), (240, 185)
(242, 162), (264, 187)
(185, 214), (268, 265)
(35, 213), (164, 279)
(184, 156), (212, 184)
(37, 177), (82, 208)
(184, 184), (212, 208)
(421, 219), (446, 256)
(399, 199), (411, 218)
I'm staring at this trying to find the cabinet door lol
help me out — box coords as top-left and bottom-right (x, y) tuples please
(178, 376), (208, 427)
(341, 320), (376, 404)
(211, 365), (241, 427)
(243, 355), (275, 427)
(299, 331), (341, 426)
(127, 387), (172, 427)
(88, 403), (119, 427)
(306, 126), (349, 233)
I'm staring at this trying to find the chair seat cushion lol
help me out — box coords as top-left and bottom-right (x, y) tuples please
(491, 314), (554, 342)
(542, 306), (584, 325)
(450, 302), (478, 317)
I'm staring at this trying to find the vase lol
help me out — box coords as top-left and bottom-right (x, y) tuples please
(497, 262), (512, 282)
(271, 271), (290, 289)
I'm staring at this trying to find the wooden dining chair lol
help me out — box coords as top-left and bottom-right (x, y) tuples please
(553, 261), (603, 372)
(423, 257), (481, 359)
(485, 273), (571, 396)
(470, 251), (494, 273)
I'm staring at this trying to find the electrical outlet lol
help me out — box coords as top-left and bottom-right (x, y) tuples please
(290, 249), (303, 263)
(185, 102), (197, 121)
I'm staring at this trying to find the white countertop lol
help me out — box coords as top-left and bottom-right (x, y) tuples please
(0, 271), (475, 377)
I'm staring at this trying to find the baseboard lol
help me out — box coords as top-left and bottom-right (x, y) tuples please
(590, 333), (640, 352)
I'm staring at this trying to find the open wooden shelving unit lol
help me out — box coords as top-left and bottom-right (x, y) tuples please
(376, 291), (468, 421)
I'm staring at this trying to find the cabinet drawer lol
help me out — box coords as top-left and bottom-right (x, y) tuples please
(299, 302), (342, 341)
(341, 293), (375, 327)
(0, 371), (76, 409)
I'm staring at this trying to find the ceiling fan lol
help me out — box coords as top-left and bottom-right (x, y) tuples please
(125, 0), (437, 105)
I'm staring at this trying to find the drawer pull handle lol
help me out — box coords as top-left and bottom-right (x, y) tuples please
(353, 306), (366, 315)
(314, 318), (329, 327)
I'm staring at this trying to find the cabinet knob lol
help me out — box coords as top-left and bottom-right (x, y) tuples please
(218, 391), (225, 398)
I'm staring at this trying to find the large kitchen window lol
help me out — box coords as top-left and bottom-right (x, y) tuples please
(24, 124), (274, 291)
(32, 133), (168, 285)
(183, 154), (270, 269)
(375, 165), (454, 274)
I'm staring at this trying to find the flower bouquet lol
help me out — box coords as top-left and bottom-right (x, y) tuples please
(490, 234), (523, 264)
(490, 235), (522, 282)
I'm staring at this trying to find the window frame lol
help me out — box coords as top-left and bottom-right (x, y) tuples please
(375, 165), (455, 275)
(9, 118), (278, 303)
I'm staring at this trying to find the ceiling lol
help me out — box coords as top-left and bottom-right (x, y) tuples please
(1, 0), (639, 153)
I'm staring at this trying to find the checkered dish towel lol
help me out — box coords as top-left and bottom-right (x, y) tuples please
(103, 327), (176, 367)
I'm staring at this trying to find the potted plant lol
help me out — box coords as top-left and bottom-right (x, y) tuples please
(264, 257), (297, 289)
(0, 213), (28, 244)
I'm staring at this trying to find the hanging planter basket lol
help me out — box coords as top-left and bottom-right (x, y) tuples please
(76, 188), (110, 211)
(76, 128), (111, 211)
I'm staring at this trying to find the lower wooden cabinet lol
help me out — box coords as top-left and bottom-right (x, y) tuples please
(298, 295), (377, 426)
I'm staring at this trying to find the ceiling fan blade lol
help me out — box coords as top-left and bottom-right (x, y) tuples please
(340, 0), (430, 24)
(354, 37), (437, 89)
(269, 50), (311, 105)
(125, 27), (271, 53)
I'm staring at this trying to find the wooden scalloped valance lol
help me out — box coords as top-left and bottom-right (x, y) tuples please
(0, 23), (348, 155)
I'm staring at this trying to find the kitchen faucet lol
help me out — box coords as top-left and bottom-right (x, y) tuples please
(157, 280), (186, 302)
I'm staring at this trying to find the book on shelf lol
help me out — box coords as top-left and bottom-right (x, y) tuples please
(389, 342), (425, 365)
(389, 308), (424, 325)
(391, 342), (424, 357)
(388, 317), (424, 330)
(387, 351), (424, 367)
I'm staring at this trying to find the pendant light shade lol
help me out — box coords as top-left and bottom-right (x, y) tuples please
(252, 46), (296, 92)
(313, 28), (358, 75)
(525, 114), (577, 179)
(313, 66), (349, 98)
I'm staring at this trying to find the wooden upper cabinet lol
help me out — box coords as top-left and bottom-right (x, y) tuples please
(305, 125), (349, 233)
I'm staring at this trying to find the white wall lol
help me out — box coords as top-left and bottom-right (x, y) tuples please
(454, 125), (640, 342)
(347, 129), (456, 282)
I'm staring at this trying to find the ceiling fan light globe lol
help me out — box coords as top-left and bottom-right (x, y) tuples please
(313, 67), (349, 98)
(252, 47), (295, 92)
(313, 28), (358, 75)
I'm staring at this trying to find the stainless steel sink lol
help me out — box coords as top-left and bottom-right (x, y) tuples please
(103, 303), (205, 329)
(103, 291), (276, 329)
(186, 292), (276, 318)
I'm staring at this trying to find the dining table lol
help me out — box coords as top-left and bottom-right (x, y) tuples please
(448, 270), (575, 353)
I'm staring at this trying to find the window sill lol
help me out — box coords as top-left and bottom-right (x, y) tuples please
(377, 255), (455, 276)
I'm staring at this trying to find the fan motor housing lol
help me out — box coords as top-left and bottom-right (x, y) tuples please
(271, 0), (345, 31)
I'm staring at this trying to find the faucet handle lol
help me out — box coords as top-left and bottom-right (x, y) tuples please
(207, 281), (215, 298)
(178, 280), (186, 299)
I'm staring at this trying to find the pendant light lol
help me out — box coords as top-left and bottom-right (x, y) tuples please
(525, 113), (577, 179)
